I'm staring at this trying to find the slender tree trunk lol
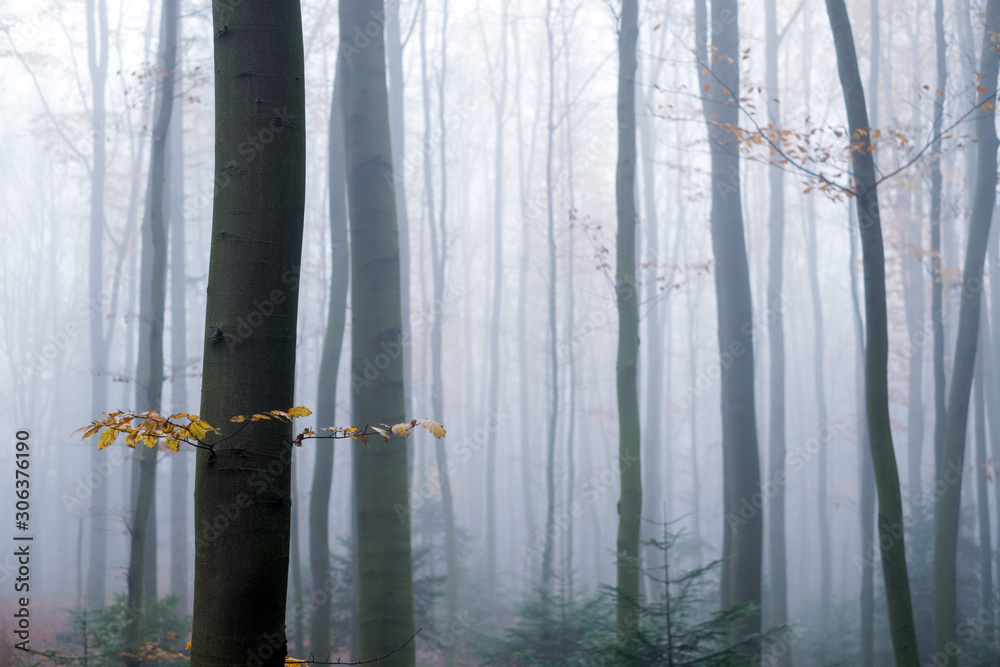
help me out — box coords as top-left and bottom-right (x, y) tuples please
(126, 0), (177, 658)
(823, 1), (920, 662)
(764, 2), (789, 661)
(541, 0), (560, 595)
(975, 315), (994, 647)
(805, 153), (831, 630)
(485, 0), (509, 607)
(931, 0), (947, 479)
(289, 462), (304, 651)
(309, 51), (349, 660)
(342, 3), (415, 664)
(850, 186), (876, 667)
(704, 0), (762, 641)
(639, 49), (665, 596)
(190, 1), (305, 663)
(418, 0), (459, 655)
(615, 0), (641, 635)
(85, 0), (110, 611)
(168, 39), (189, 617)
(932, 2), (1000, 659)
(385, 0), (412, 427)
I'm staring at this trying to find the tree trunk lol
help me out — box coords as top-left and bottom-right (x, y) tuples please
(385, 0), (412, 428)
(85, 0), (110, 611)
(539, 0), (560, 597)
(932, 1), (1000, 659)
(823, 1), (920, 662)
(975, 314), (994, 647)
(308, 50), (349, 660)
(931, 0), (947, 479)
(850, 184), (876, 667)
(126, 0), (177, 658)
(190, 1), (305, 663)
(341, 2), (415, 664)
(764, 2), (789, 661)
(485, 0), (508, 607)
(615, 0), (641, 635)
(289, 462), (304, 651)
(167, 36), (189, 617)
(705, 0), (763, 642)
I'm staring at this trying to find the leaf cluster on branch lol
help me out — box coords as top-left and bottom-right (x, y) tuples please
(73, 407), (446, 453)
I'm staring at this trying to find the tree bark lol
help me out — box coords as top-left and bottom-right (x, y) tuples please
(615, 0), (641, 635)
(308, 50), (349, 660)
(823, 1), (920, 663)
(931, 0), (947, 479)
(932, 1), (1000, 659)
(704, 0), (763, 642)
(485, 0), (509, 607)
(85, 0), (110, 611)
(167, 31), (189, 617)
(341, 2), (415, 663)
(190, 1), (305, 663)
(764, 2), (789, 661)
(126, 0), (177, 658)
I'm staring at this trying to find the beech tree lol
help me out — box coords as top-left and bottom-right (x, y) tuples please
(932, 0), (1000, 660)
(189, 1), (306, 664)
(341, 1), (416, 663)
(823, 0), (920, 663)
(614, 0), (641, 635)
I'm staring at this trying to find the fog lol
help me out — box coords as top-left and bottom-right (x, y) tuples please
(0, 0), (997, 665)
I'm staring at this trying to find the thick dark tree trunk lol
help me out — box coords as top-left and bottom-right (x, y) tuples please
(190, 1), (305, 664)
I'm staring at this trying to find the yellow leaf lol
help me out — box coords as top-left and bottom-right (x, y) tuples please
(978, 85), (987, 94)
(165, 438), (180, 452)
(231, 415), (247, 423)
(170, 413), (190, 420)
(143, 434), (158, 449)
(189, 420), (213, 440)
(251, 414), (272, 422)
(185, 640), (191, 651)
(126, 427), (143, 447)
(419, 420), (447, 439)
(937, 90), (945, 98)
(80, 425), (102, 439)
(287, 406), (312, 418)
(703, 82), (712, 92)
(285, 659), (308, 665)
(98, 429), (118, 451)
